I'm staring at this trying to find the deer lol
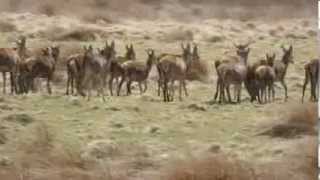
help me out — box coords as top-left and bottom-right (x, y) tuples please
(117, 49), (156, 96)
(157, 43), (194, 102)
(0, 36), (28, 94)
(66, 41), (116, 96)
(109, 44), (136, 96)
(80, 45), (111, 101)
(302, 58), (319, 102)
(19, 46), (60, 94)
(214, 42), (251, 104)
(273, 45), (294, 101)
(254, 53), (276, 104)
(65, 53), (84, 95)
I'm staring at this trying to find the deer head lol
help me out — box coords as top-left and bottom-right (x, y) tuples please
(192, 43), (200, 61)
(125, 44), (136, 60)
(281, 45), (294, 64)
(266, 53), (276, 66)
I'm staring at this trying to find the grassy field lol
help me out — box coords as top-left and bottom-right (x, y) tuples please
(0, 13), (317, 179)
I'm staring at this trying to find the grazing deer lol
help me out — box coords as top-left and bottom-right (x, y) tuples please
(157, 43), (194, 102)
(274, 45), (293, 101)
(117, 49), (156, 95)
(109, 44), (136, 96)
(254, 53), (276, 103)
(19, 46), (60, 94)
(215, 42), (251, 103)
(81, 46), (111, 101)
(302, 58), (319, 102)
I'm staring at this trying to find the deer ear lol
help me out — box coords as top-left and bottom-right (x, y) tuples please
(186, 43), (191, 51)
(130, 44), (134, 50)
(126, 45), (129, 50)
(111, 40), (115, 49)
(181, 43), (185, 50)
(272, 53), (276, 59)
(289, 45), (293, 52)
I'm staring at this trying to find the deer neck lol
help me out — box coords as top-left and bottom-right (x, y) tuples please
(144, 59), (153, 78)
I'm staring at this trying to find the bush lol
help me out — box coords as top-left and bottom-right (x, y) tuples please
(259, 103), (317, 138)
(0, 21), (17, 32)
(161, 154), (255, 180)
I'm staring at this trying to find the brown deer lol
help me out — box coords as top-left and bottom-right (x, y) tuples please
(66, 41), (116, 96)
(117, 49), (156, 95)
(0, 36), (27, 94)
(274, 45), (293, 101)
(65, 53), (84, 95)
(156, 45), (199, 98)
(302, 59), (319, 102)
(215, 43), (251, 103)
(254, 53), (276, 103)
(157, 43), (194, 102)
(81, 46), (111, 101)
(19, 46), (60, 94)
(109, 44), (136, 96)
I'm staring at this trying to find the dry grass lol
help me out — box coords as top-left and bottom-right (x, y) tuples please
(0, 20), (17, 32)
(187, 60), (211, 82)
(161, 154), (255, 180)
(259, 103), (317, 138)
(53, 29), (97, 41)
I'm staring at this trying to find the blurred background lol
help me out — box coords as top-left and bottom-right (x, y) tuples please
(0, 0), (316, 22)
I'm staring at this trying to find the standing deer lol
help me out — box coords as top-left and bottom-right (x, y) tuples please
(254, 53), (276, 103)
(109, 44), (136, 96)
(0, 36), (27, 94)
(274, 45), (293, 101)
(66, 41), (115, 96)
(302, 58), (319, 102)
(117, 49), (156, 95)
(81, 46), (111, 101)
(19, 46), (60, 94)
(65, 53), (84, 95)
(215, 42), (251, 103)
(157, 43), (194, 102)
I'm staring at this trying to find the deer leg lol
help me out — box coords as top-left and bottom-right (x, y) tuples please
(163, 78), (168, 102)
(109, 75), (114, 96)
(183, 80), (188, 97)
(237, 84), (242, 103)
(214, 78), (220, 102)
(66, 73), (71, 95)
(226, 85), (232, 103)
(170, 80), (175, 101)
(179, 80), (183, 101)
(138, 82), (143, 94)
(157, 78), (162, 96)
(126, 80), (132, 96)
(280, 80), (288, 101)
(117, 76), (125, 96)
(310, 77), (316, 102)
(71, 75), (75, 95)
(301, 71), (309, 103)
(87, 81), (92, 101)
(47, 77), (52, 94)
(2, 72), (6, 94)
(143, 81), (148, 93)
(10, 72), (14, 94)
(99, 79), (106, 102)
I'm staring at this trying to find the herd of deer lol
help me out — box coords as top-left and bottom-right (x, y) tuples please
(0, 37), (318, 103)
